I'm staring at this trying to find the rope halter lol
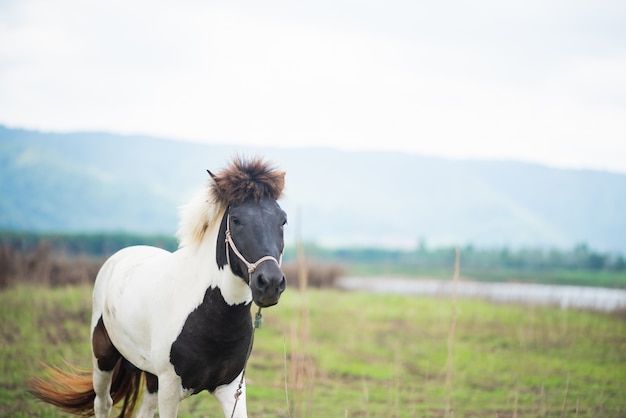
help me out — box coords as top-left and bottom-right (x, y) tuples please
(225, 213), (283, 278)
(225, 210), (281, 418)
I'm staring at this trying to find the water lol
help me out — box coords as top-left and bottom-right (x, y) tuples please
(337, 277), (626, 312)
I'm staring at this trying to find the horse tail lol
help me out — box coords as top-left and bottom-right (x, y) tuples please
(29, 360), (144, 418)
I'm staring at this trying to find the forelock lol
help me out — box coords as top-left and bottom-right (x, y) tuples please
(210, 156), (285, 205)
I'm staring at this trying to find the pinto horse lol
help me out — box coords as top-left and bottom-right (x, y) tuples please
(30, 157), (287, 418)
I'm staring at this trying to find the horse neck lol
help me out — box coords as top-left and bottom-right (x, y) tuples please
(188, 209), (253, 306)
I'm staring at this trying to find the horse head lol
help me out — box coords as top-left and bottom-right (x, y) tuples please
(210, 157), (287, 308)
(223, 198), (287, 307)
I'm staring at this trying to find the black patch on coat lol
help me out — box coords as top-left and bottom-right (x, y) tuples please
(215, 210), (246, 281)
(145, 372), (159, 394)
(170, 286), (253, 394)
(122, 358), (141, 373)
(216, 211), (228, 270)
(92, 316), (121, 372)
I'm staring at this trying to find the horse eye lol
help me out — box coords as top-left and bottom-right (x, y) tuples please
(232, 217), (241, 226)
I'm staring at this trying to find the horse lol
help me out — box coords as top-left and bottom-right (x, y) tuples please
(29, 157), (288, 418)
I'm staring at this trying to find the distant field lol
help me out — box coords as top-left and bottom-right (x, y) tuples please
(2, 284), (625, 417)
(347, 263), (626, 289)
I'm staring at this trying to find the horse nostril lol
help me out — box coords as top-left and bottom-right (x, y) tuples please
(279, 276), (286, 292)
(256, 274), (269, 290)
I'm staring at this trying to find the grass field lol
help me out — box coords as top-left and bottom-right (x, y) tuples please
(1, 284), (625, 417)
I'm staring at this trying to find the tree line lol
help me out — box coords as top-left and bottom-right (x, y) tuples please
(0, 231), (178, 256)
(299, 242), (626, 272)
(2, 231), (625, 272)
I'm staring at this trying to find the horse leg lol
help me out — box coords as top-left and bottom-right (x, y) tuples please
(135, 372), (159, 418)
(92, 363), (114, 418)
(213, 372), (248, 418)
(156, 371), (186, 418)
(91, 317), (121, 418)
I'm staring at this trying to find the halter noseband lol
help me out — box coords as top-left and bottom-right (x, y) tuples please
(225, 213), (283, 276)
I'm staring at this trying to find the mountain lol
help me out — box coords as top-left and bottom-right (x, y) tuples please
(2, 125), (626, 253)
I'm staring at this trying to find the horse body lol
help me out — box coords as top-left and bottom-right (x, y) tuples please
(30, 157), (287, 418)
(96, 245), (197, 373)
(94, 236), (253, 416)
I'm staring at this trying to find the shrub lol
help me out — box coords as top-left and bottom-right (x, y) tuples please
(0, 242), (103, 289)
(282, 261), (345, 288)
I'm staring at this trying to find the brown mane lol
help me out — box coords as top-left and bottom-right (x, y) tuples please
(209, 156), (285, 205)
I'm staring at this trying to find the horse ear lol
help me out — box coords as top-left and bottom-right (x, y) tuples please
(207, 169), (227, 204)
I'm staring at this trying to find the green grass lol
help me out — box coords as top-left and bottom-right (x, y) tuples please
(0, 285), (92, 417)
(1, 285), (625, 417)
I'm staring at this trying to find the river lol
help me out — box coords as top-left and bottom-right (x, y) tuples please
(337, 277), (626, 312)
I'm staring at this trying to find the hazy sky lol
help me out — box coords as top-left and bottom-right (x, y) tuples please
(1, 0), (625, 173)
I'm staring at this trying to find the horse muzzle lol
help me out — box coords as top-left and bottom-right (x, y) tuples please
(250, 262), (286, 307)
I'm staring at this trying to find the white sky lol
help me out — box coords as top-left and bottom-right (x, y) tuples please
(1, 0), (626, 173)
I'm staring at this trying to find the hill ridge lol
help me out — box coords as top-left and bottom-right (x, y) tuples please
(2, 125), (625, 253)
